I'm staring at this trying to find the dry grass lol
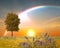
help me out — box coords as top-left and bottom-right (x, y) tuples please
(0, 37), (60, 48)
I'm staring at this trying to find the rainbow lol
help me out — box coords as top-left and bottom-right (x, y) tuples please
(18, 5), (60, 15)
(19, 6), (46, 14)
(18, 5), (60, 24)
(18, 6), (46, 22)
(23, 6), (46, 13)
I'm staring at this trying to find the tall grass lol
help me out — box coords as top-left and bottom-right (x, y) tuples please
(0, 33), (60, 48)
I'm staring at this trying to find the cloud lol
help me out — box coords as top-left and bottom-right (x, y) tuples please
(42, 16), (60, 24)
(40, 16), (60, 28)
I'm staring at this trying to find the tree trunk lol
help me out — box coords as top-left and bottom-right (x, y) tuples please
(11, 31), (13, 37)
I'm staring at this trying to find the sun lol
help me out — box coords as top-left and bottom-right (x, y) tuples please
(27, 29), (36, 37)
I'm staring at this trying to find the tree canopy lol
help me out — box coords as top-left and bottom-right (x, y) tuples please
(5, 13), (20, 36)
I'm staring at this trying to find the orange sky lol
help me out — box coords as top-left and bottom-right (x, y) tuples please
(0, 18), (60, 37)
(0, 27), (59, 37)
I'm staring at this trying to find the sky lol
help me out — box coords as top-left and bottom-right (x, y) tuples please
(0, 0), (60, 19)
(0, 0), (60, 36)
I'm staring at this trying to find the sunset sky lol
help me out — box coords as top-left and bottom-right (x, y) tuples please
(0, 0), (60, 36)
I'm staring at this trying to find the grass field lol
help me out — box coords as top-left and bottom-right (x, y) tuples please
(0, 37), (60, 48)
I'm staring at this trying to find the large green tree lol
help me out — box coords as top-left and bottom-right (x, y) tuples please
(5, 13), (20, 36)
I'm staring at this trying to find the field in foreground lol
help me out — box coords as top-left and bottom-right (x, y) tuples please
(0, 37), (60, 48)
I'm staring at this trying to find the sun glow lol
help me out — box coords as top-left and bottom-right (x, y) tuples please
(4, 30), (7, 36)
(18, 12), (30, 22)
(27, 29), (36, 37)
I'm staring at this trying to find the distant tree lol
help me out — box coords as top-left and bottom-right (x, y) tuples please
(5, 13), (20, 36)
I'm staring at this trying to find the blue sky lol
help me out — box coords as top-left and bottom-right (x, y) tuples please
(0, 0), (60, 19)
(0, 0), (60, 36)
(27, 6), (60, 27)
(0, 0), (60, 29)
